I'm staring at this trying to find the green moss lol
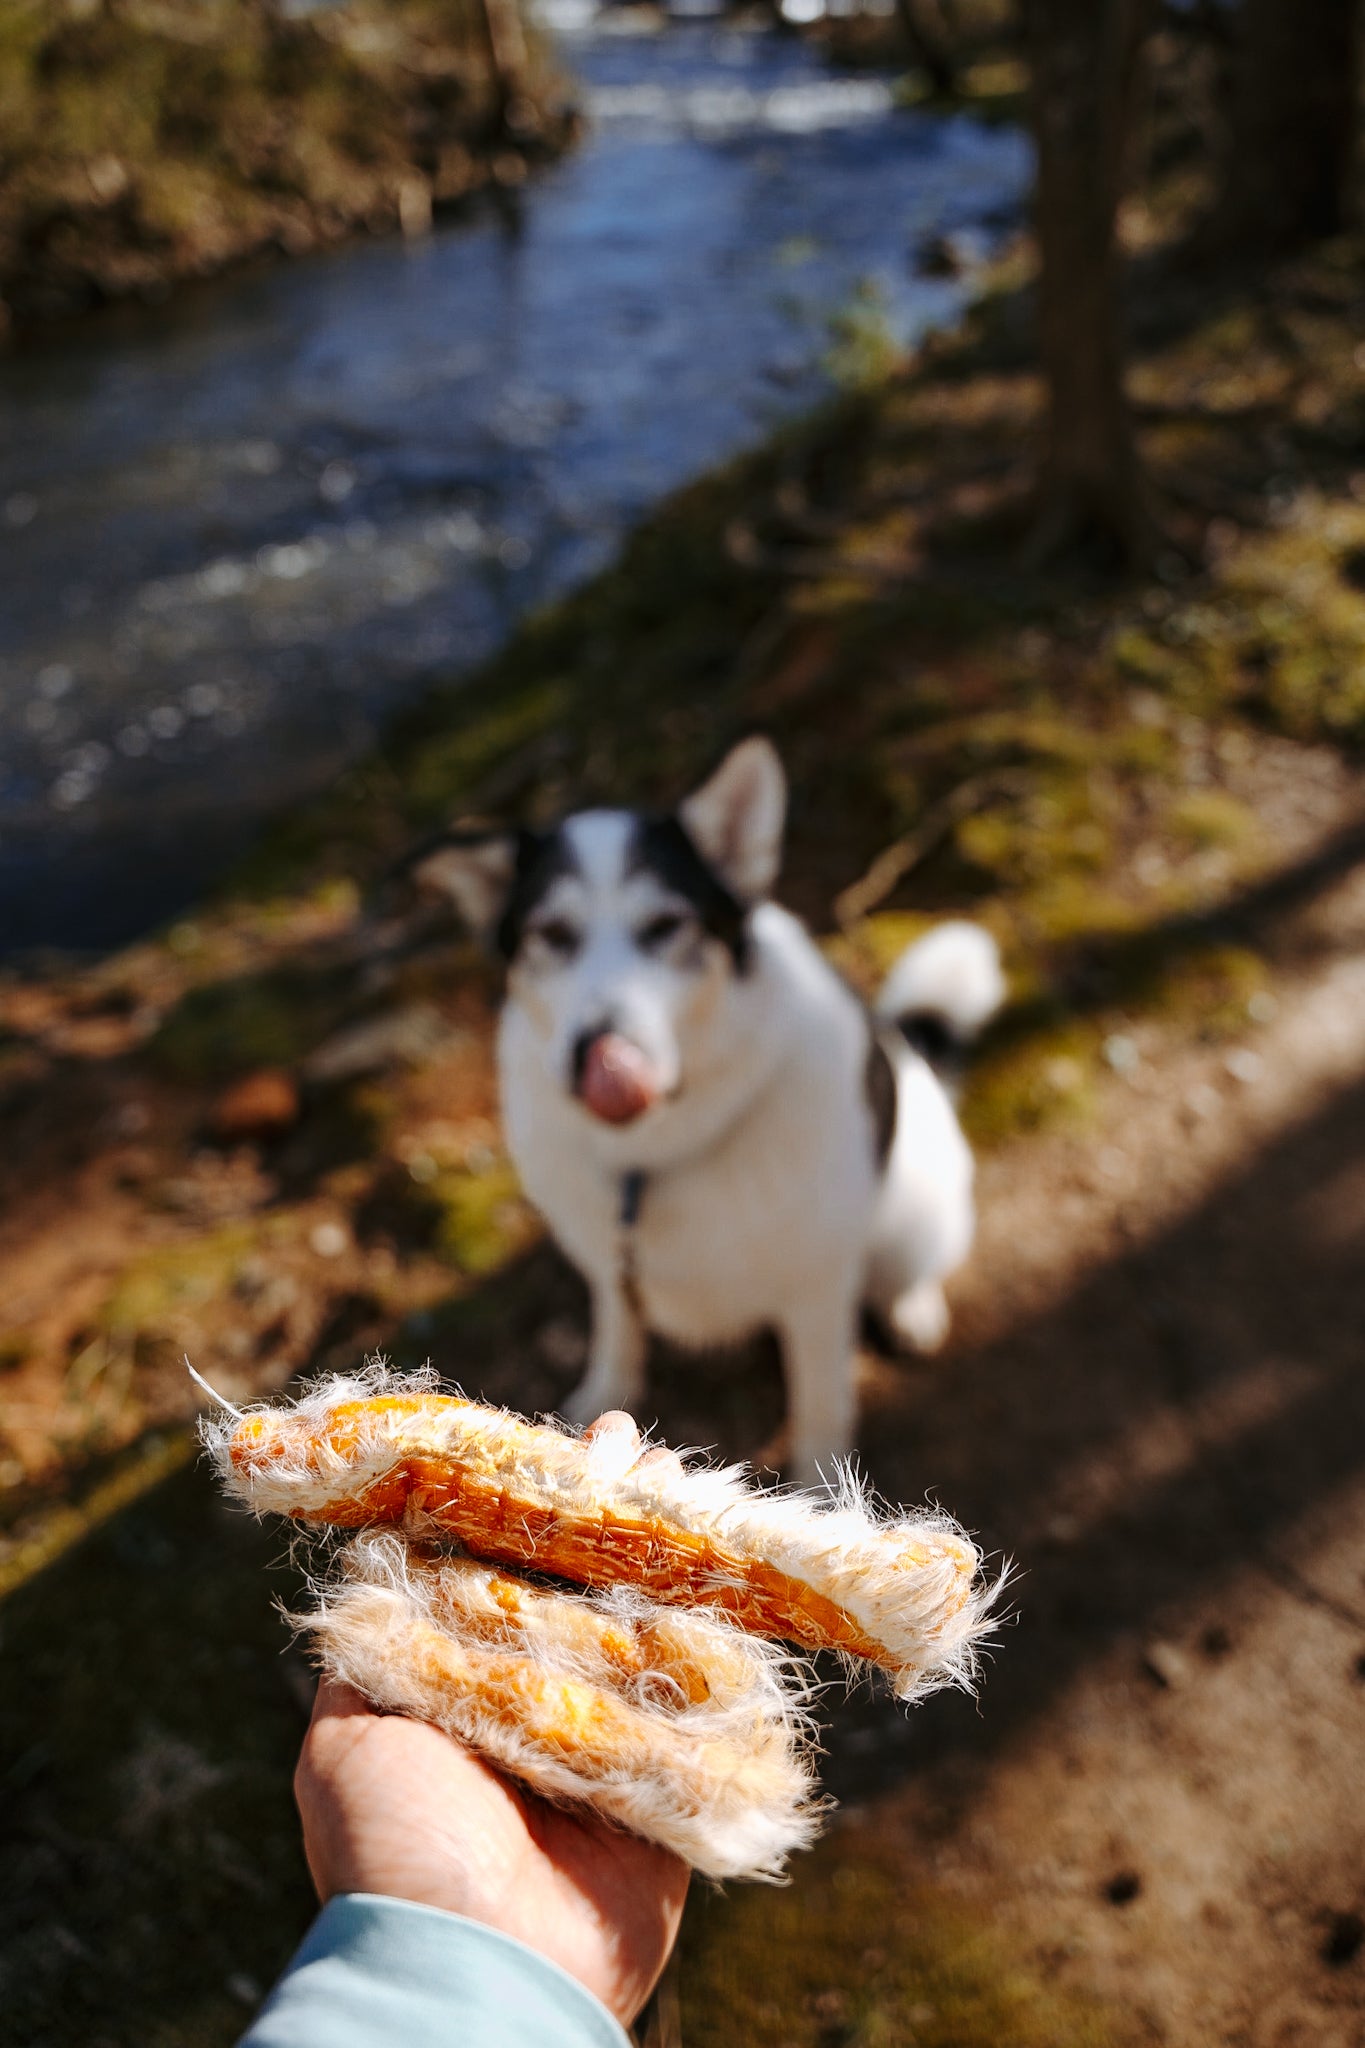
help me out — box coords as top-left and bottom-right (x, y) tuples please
(401, 678), (575, 829)
(1150, 943), (1269, 1038)
(430, 1157), (533, 1276)
(679, 1842), (1124, 2048)
(147, 966), (347, 1079)
(1109, 624), (1186, 690)
(1168, 789), (1259, 852)
(958, 780), (1114, 889)
(824, 911), (944, 992)
(100, 1225), (261, 1341)
(1013, 877), (1144, 949)
(827, 282), (904, 392)
(961, 1019), (1100, 1144)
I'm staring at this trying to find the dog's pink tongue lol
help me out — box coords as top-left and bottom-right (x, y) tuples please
(579, 1035), (661, 1124)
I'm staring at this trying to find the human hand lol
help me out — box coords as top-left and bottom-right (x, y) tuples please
(294, 1676), (690, 2028)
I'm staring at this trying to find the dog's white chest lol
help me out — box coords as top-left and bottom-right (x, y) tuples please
(625, 1164), (789, 1346)
(526, 1106), (872, 1350)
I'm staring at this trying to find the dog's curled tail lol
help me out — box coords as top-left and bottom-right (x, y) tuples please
(875, 921), (1005, 1065)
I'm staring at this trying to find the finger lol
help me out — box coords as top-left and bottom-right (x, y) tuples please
(580, 1409), (642, 1478)
(298, 1677), (387, 1812)
(581, 1410), (639, 1445)
(309, 1674), (378, 1731)
(632, 1444), (685, 1482)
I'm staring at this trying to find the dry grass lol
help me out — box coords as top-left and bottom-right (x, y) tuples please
(0, 0), (570, 330)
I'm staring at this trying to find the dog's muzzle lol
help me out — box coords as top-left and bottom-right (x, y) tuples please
(573, 1031), (663, 1126)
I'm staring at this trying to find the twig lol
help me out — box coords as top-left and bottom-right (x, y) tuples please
(1255, 1553), (1365, 1637)
(724, 521), (913, 586)
(834, 769), (1029, 929)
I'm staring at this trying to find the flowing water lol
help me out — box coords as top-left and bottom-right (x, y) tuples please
(0, 16), (1028, 954)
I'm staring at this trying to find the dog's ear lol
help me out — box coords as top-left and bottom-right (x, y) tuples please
(679, 738), (786, 902)
(411, 830), (519, 940)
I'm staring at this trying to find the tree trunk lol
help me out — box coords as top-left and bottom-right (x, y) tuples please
(1024, 0), (1152, 567)
(476, 0), (531, 128)
(1217, 0), (1360, 254)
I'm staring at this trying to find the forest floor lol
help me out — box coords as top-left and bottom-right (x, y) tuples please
(0, 0), (570, 336)
(4, 185), (1365, 2043)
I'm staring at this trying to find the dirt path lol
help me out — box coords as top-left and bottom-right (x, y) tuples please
(4, 773), (1365, 2045)
(826, 781), (1365, 2045)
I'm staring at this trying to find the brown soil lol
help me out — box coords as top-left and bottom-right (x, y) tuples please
(6, 177), (1365, 2040)
(833, 774), (1365, 2048)
(4, 751), (1364, 2044)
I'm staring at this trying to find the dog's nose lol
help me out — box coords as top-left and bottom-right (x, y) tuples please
(572, 1029), (663, 1125)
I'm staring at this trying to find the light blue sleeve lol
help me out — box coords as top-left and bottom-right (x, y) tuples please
(237, 1892), (633, 2048)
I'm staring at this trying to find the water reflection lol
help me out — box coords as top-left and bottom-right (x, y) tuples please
(0, 19), (1028, 953)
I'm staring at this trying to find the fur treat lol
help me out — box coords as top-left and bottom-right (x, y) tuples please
(296, 1531), (821, 1880)
(207, 1366), (996, 1702)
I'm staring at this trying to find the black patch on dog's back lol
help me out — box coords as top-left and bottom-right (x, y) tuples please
(895, 1010), (958, 1067)
(864, 1024), (898, 1170)
(494, 827), (580, 960)
(629, 815), (752, 968)
(893, 1008), (970, 1095)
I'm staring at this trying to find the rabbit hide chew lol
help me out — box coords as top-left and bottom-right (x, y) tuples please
(209, 1367), (993, 1703)
(300, 1532), (822, 1881)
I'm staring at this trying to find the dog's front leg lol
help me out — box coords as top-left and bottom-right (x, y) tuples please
(778, 1289), (860, 1488)
(562, 1276), (647, 1426)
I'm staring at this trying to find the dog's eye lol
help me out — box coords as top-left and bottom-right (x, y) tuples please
(532, 918), (581, 958)
(638, 912), (688, 951)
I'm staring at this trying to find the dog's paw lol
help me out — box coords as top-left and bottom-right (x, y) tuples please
(887, 1280), (950, 1354)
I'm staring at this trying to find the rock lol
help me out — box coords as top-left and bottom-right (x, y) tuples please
(309, 1221), (350, 1260)
(915, 230), (977, 279)
(209, 1068), (300, 1140)
(1103, 1032), (1140, 1075)
(1224, 1046), (1264, 1085)
(1142, 1639), (1190, 1690)
(1183, 1081), (1223, 1122)
(397, 176), (432, 239)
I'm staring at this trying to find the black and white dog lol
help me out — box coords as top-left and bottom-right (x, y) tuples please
(416, 739), (1002, 1482)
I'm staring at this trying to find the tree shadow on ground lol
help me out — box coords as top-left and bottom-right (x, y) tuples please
(5, 1049), (1365, 2044)
(827, 1062), (1365, 1804)
(0, 1457), (316, 2048)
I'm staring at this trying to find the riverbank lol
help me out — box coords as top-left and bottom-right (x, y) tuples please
(4, 184), (1365, 2042)
(3, 172), (1365, 1497)
(0, 0), (572, 337)
(0, 24), (1028, 957)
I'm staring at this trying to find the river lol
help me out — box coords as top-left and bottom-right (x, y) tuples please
(0, 13), (1028, 955)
